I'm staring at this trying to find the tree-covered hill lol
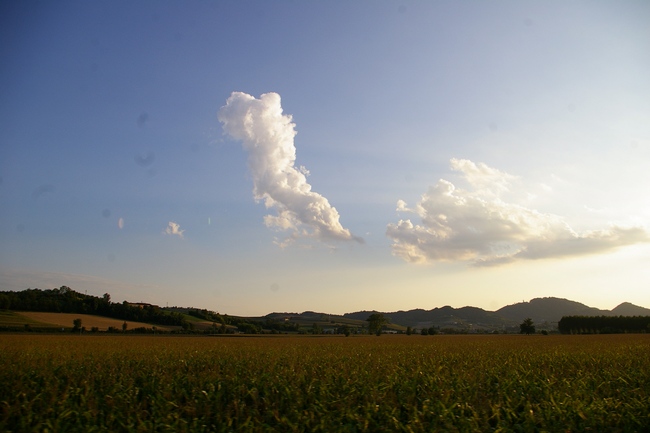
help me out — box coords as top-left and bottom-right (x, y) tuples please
(610, 302), (650, 316)
(3, 288), (648, 334)
(345, 298), (650, 333)
(344, 306), (517, 332)
(495, 297), (607, 324)
(0, 287), (187, 328)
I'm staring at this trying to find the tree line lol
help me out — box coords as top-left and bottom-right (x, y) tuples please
(558, 315), (650, 334)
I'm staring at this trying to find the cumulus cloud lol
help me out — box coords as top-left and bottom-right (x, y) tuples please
(386, 159), (649, 266)
(164, 221), (184, 239)
(218, 92), (362, 245)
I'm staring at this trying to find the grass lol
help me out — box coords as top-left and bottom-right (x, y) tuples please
(1, 334), (648, 432)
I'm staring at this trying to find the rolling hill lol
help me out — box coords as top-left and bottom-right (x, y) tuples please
(610, 302), (650, 316)
(342, 297), (650, 332)
(343, 306), (515, 332)
(2, 286), (648, 333)
(495, 297), (608, 324)
(0, 311), (176, 331)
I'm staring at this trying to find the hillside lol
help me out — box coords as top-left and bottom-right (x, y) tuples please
(16, 312), (174, 331)
(344, 306), (516, 331)
(345, 297), (650, 332)
(610, 302), (650, 316)
(2, 287), (648, 334)
(0, 287), (188, 328)
(495, 297), (608, 324)
(263, 311), (406, 333)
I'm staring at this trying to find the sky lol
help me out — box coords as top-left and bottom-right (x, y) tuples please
(1, 0), (649, 316)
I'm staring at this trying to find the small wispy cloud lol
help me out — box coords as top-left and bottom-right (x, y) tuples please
(164, 221), (184, 239)
(386, 158), (649, 266)
(218, 92), (362, 245)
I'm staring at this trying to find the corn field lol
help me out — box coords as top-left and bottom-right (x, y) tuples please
(1, 334), (648, 432)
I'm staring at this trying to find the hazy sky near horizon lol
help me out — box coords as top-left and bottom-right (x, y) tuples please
(2, 1), (649, 315)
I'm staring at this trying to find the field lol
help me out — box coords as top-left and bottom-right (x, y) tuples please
(1, 334), (648, 432)
(0, 310), (53, 328)
(2, 311), (173, 332)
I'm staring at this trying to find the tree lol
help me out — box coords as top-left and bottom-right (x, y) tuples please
(72, 318), (82, 333)
(520, 318), (535, 335)
(122, 321), (128, 332)
(0, 294), (10, 310)
(366, 313), (388, 335)
(406, 326), (412, 335)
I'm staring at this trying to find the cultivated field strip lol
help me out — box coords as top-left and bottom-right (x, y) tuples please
(15, 312), (173, 331)
(1, 334), (648, 432)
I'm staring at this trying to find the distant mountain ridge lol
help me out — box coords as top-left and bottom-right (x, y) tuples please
(341, 297), (650, 331)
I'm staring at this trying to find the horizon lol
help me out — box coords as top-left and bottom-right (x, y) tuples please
(3, 285), (648, 318)
(2, 1), (649, 317)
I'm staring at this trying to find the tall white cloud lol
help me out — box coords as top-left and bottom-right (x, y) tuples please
(218, 92), (362, 245)
(386, 159), (649, 266)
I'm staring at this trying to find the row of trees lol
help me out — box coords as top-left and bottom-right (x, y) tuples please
(367, 316), (649, 336)
(72, 318), (130, 333)
(558, 315), (650, 334)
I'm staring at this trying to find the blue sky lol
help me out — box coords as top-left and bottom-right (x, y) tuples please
(1, 1), (649, 315)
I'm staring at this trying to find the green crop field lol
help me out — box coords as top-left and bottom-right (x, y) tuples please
(1, 334), (648, 432)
